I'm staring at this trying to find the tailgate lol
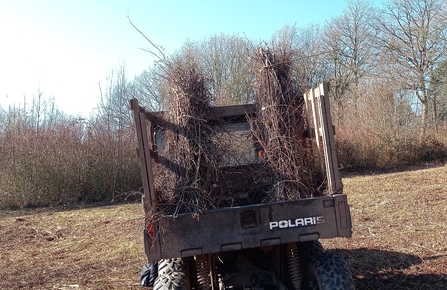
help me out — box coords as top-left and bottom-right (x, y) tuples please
(144, 194), (351, 262)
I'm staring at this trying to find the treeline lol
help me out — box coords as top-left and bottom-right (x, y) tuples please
(1, 0), (447, 208)
(0, 90), (141, 208)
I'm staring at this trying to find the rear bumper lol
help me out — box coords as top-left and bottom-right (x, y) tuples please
(144, 194), (351, 263)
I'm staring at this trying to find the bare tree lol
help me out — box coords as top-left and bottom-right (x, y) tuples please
(98, 63), (135, 131)
(322, 0), (378, 124)
(133, 67), (167, 111)
(430, 59), (447, 127)
(272, 24), (326, 89)
(194, 34), (255, 105)
(376, 0), (447, 137)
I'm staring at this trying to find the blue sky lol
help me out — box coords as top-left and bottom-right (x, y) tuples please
(0, 0), (380, 116)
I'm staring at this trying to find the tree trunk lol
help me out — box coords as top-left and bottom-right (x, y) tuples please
(420, 99), (428, 139)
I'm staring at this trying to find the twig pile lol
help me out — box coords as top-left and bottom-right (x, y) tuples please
(250, 46), (324, 200)
(147, 46), (325, 221)
(153, 55), (220, 217)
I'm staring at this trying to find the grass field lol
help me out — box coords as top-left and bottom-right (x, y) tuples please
(1, 165), (446, 289)
(324, 164), (447, 289)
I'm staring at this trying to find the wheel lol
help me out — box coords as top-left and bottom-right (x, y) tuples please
(305, 252), (355, 290)
(154, 258), (190, 290)
(299, 240), (325, 263)
(140, 262), (158, 287)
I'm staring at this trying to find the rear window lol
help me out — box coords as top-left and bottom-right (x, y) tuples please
(154, 120), (260, 168)
(213, 121), (259, 167)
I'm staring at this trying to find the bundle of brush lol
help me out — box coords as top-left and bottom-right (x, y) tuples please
(153, 54), (220, 217)
(251, 46), (321, 201)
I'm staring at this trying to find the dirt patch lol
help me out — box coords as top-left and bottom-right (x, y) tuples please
(1, 165), (446, 289)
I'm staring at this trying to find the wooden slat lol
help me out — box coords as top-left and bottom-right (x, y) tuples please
(303, 83), (342, 194)
(315, 83), (342, 194)
(309, 88), (325, 173)
(130, 99), (157, 206)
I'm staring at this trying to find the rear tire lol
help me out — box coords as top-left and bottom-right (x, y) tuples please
(154, 258), (189, 290)
(305, 252), (355, 290)
(140, 262), (158, 287)
(299, 240), (325, 263)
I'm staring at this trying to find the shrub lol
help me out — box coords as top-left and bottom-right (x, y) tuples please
(0, 109), (141, 208)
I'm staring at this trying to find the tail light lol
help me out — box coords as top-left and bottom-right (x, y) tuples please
(147, 224), (155, 248)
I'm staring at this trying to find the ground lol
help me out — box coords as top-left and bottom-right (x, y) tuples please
(1, 165), (446, 289)
(323, 164), (447, 289)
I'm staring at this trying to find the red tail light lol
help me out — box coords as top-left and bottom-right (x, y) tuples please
(147, 224), (155, 248)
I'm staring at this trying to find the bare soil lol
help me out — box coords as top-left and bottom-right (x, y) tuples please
(1, 165), (446, 289)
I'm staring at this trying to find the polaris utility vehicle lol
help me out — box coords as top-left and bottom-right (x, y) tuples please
(131, 83), (354, 290)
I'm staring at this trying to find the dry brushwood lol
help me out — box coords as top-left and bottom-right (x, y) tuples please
(145, 46), (325, 224)
(250, 46), (324, 201)
(150, 55), (221, 220)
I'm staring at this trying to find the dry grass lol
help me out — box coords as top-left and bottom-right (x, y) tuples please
(323, 164), (447, 289)
(0, 203), (146, 289)
(1, 165), (446, 289)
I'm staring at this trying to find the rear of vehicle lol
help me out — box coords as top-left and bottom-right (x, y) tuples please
(132, 83), (354, 290)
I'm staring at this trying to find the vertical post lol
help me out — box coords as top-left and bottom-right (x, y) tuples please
(130, 99), (157, 206)
(316, 83), (342, 194)
(307, 88), (325, 173)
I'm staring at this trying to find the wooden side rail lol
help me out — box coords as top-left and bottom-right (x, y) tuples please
(304, 83), (342, 194)
(130, 99), (157, 207)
